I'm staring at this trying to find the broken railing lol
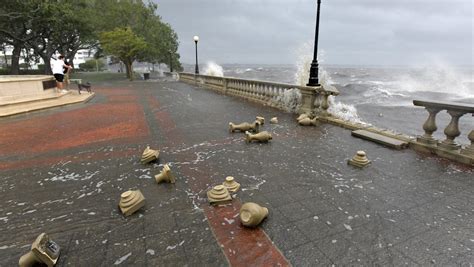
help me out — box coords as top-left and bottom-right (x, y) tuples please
(178, 72), (339, 115)
(413, 99), (474, 165)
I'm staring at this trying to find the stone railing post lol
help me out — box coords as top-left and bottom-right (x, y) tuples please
(298, 86), (318, 115)
(438, 110), (465, 150)
(461, 130), (474, 157)
(417, 107), (442, 145)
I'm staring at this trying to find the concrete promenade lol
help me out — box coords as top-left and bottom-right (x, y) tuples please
(0, 74), (473, 266)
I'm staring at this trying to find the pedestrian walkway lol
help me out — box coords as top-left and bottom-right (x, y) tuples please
(0, 77), (472, 266)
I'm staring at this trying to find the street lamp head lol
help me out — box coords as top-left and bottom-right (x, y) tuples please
(193, 36), (199, 43)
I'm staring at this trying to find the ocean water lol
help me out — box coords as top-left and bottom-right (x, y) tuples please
(187, 62), (474, 145)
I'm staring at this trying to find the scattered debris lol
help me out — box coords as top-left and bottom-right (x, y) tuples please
(296, 113), (309, 121)
(270, 117), (278, 124)
(141, 146), (160, 164)
(19, 233), (60, 267)
(207, 185), (232, 205)
(222, 176), (240, 193)
(114, 252), (132, 265)
(298, 117), (319, 126)
(154, 164), (176, 184)
(119, 190), (145, 216)
(245, 131), (272, 143)
(348, 151), (371, 168)
(255, 116), (265, 125)
(239, 202), (269, 227)
(229, 121), (260, 133)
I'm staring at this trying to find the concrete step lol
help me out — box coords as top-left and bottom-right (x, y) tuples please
(0, 92), (95, 117)
(0, 90), (69, 107)
(351, 129), (409, 150)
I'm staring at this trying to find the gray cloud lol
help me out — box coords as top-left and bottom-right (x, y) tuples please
(154, 0), (473, 65)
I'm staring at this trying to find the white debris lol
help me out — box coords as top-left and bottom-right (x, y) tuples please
(224, 218), (235, 224)
(146, 249), (155, 255)
(332, 240), (337, 244)
(114, 252), (132, 265)
(344, 224), (353, 231)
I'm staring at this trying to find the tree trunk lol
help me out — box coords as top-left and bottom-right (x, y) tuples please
(41, 55), (52, 75)
(10, 44), (21, 75)
(127, 61), (133, 81)
(124, 61), (130, 79)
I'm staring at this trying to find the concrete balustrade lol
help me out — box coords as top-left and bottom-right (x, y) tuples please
(178, 72), (338, 115)
(413, 99), (474, 165)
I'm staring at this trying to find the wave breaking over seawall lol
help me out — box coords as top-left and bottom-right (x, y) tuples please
(294, 42), (364, 123)
(203, 62), (224, 77)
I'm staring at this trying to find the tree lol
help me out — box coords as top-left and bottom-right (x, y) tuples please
(99, 27), (147, 80)
(0, 1), (42, 74)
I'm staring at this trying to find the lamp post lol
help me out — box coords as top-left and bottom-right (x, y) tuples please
(193, 35), (199, 75)
(307, 0), (322, 86)
(169, 50), (173, 73)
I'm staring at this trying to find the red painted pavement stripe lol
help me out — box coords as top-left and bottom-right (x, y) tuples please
(151, 97), (290, 266)
(204, 201), (290, 267)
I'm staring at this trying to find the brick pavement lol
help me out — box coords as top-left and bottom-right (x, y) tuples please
(0, 75), (473, 266)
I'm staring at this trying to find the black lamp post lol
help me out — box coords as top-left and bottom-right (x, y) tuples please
(169, 50), (173, 73)
(307, 0), (322, 86)
(193, 35), (199, 74)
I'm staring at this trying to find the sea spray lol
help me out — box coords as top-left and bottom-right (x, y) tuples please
(294, 42), (364, 123)
(203, 62), (224, 77)
(276, 89), (302, 113)
(394, 61), (473, 98)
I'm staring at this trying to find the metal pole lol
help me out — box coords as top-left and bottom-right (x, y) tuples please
(169, 52), (173, 73)
(194, 41), (199, 75)
(307, 0), (321, 86)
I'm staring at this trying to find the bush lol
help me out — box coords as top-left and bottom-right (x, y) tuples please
(79, 59), (105, 72)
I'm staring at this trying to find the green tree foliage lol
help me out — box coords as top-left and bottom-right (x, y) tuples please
(0, 0), (182, 76)
(100, 27), (147, 80)
(79, 59), (105, 72)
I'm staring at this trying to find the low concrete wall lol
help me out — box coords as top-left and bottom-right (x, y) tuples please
(0, 75), (56, 98)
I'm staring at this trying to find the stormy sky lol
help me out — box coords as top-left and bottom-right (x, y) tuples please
(154, 0), (473, 66)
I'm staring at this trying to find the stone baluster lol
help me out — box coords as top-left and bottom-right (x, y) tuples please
(438, 110), (466, 151)
(256, 85), (262, 101)
(269, 87), (276, 107)
(461, 130), (474, 157)
(264, 85), (271, 103)
(320, 92), (330, 117)
(244, 82), (249, 98)
(417, 107), (442, 145)
(223, 78), (228, 94)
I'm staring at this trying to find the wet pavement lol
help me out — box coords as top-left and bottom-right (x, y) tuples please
(0, 74), (473, 266)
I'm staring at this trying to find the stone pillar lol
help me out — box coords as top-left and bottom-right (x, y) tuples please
(438, 110), (465, 150)
(320, 92), (330, 117)
(417, 107), (441, 145)
(299, 86), (318, 115)
(461, 130), (474, 157)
